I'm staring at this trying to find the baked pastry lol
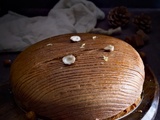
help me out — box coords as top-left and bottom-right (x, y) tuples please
(10, 33), (145, 120)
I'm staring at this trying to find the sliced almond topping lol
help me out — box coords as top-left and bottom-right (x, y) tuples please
(62, 55), (76, 65)
(70, 36), (81, 42)
(104, 45), (114, 52)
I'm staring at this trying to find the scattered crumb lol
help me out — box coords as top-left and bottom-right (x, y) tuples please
(103, 55), (108, 61)
(101, 62), (104, 64)
(137, 110), (143, 113)
(80, 43), (86, 48)
(46, 43), (53, 46)
(96, 118), (99, 120)
(3, 59), (12, 67)
(92, 36), (97, 40)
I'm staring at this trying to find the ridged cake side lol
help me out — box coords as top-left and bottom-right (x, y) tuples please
(10, 33), (145, 120)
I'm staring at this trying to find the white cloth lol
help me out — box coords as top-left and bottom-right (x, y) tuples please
(0, 0), (105, 52)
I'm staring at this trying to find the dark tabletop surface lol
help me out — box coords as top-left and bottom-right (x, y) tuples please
(0, 8), (160, 120)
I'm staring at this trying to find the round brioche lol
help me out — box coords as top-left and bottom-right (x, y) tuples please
(10, 33), (145, 120)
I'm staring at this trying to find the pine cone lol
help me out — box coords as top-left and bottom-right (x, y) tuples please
(107, 6), (131, 27)
(133, 13), (152, 33)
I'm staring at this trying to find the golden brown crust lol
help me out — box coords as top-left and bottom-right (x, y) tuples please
(10, 33), (145, 120)
(108, 97), (141, 120)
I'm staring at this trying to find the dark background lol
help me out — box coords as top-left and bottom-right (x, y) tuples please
(0, 0), (160, 16)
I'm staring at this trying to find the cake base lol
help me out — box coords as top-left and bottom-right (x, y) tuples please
(13, 96), (142, 120)
(109, 97), (142, 120)
(0, 65), (159, 120)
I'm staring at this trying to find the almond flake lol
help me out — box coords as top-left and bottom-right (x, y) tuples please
(70, 36), (81, 42)
(104, 45), (114, 52)
(62, 55), (76, 65)
(46, 43), (53, 46)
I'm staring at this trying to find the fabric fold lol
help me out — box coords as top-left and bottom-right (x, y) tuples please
(0, 0), (105, 52)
